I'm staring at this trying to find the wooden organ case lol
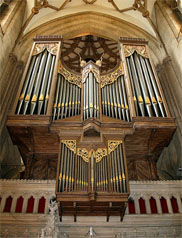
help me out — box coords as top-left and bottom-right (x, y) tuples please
(7, 36), (176, 221)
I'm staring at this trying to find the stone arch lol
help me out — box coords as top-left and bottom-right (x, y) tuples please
(14, 12), (166, 66)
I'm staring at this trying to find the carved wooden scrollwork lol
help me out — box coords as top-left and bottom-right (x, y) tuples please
(77, 148), (107, 163)
(77, 148), (89, 162)
(108, 140), (123, 154)
(32, 43), (59, 55)
(100, 63), (124, 88)
(95, 148), (107, 163)
(61, 140), (76, 154)
(82, 62), (100, 83)
(58, 62), (82, 88)
(123, 45), (149, 58)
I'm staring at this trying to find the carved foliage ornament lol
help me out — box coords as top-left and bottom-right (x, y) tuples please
(123, 45), (149, 58)
(61, 140), (76, 154)
(58, 62), (82, 88)
(77, 148), (107, 163)
(82, 62), (100, 84)
(108, 140), (123, 154)
(32, 43), (59, 56)
(100, 62), (124, 88)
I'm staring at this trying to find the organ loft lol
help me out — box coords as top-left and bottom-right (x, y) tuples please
(7, 35), (176, 221)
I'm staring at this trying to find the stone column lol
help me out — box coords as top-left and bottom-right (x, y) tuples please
(165, 194), (173, 214)
(132, 194), (140, 214)
(176, 193), (182, 213)
(33, 194), (39, 214)
(45, 195), (51, 214)
(0, 195), (7, 213)
(22, 194), (29, 213)
(144, 194), (151, 214)
(154, 195), (162, 214)
(10, 195), (18, 213)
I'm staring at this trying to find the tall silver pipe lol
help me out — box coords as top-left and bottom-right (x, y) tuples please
(59, 143), (64, 192)
(17, 56), (36, 114)
(93, 77), (97, 118)
(145, 58), (166, 117)
(86, 76), (89, 119)
(134, 53), (153, 117)
(109, 84), (114, 118)
(61, 78), (67, 119)
(57, 75), (64, 119)
(112, 83), (118, 119)
(68, 151), (73, 192)
(83, 82), (86, 120)
(121, 76), (130, 122)
(72, 84), (75, 117)
(116, 147), (122, 193)
(119, 144), (126, 193)
(75, 85), (78, 116)
(78, 87), (81, 115)
(114, 80), (122, 120)
(65, 81), (70, 118)
(90, 152), (95, 192)
(38, 52), (52, 115)
(118, 77), (126, 120)
(30, 50), (48, 115)
(126, 57), (139, 116)
(104, 86), (108, 116)
(104, 157), (108, 192)
(101, 88), (105, 115)
(23, 53), (42, 114)
(76, 157), (80, 191)
(53, 75), (61, 120)
(106, 85), (111, 117)
(68, 83), (73, 117)
(130, 54), (145, 116)
(62, 146), (68, 192)
(139, 56), (160, 117)
(113, 149), (119, 192)
(96, 82), (99, 119)
(72, 153), (75, 191)
(44, 55), (56, 114)
(65, 149), (70, 192)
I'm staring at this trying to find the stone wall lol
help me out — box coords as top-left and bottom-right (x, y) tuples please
(0, 179), (181, 238)
(155, 0), (182, 179)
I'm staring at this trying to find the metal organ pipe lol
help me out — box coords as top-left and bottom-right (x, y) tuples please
(53, 75), (81, 120)
(83, 71), (99, 120)
(126, 51), (167, 117)
(16, 50), (56, 115)
(101, 76), (130, 122)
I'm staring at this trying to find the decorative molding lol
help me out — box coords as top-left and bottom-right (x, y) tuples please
(108, 140), (123, 154)
(61, 140), (76, 154)
(77, 148), (89, 162)
(82, 61), (100, 83)
(100, 63), (124, 88)
(123, 44), (149, 58)
(83, 0), (97, 4)
(58, 62), (82, 88)
(95, 148), (107, 163)
(32, 43), (59, 55)
(77, 148), (107, 162)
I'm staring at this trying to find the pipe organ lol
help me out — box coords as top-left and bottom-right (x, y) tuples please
(7, 35), (176, 221)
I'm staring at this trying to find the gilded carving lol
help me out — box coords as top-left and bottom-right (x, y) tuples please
(82, 62), (100, 83)
(58, 62), (82, 88)
(95, 148), (107, 163)
(77, 148), (107, 163)
(32, 43), (59, 55)
(123, 45), (149, 58)
(108, 140), (123, 154)
(77, 148), (89, 162)
(61, 140), (76, 154)
(100, 63), (124, 88)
